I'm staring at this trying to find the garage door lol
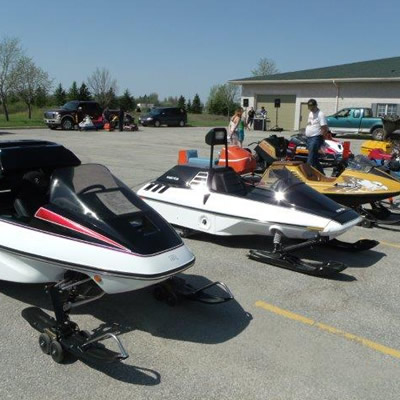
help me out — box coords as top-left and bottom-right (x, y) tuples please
(299, 102), (310, 130)
(257, 95), (296, 131)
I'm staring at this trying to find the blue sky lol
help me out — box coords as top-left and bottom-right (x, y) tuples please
(1, 0), (399, 103)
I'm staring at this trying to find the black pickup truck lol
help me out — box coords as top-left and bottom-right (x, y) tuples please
(44, 101), (103, 130)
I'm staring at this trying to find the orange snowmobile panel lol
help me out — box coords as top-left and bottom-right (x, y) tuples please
(218, 146), (256, 174)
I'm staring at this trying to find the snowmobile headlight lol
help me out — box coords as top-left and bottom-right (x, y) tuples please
(275, 191), (285, 202)
(306, 226), (323, 232)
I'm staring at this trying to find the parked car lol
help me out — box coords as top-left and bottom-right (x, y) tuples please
(139, 107), (187, 127)
(326, 107), (384, 140)
(44, 101), (103, 130)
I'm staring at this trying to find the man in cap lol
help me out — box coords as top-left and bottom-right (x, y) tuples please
(305, 99), (328, 174)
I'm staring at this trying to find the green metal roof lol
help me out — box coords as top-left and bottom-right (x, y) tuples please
(232, 56), (400, 82)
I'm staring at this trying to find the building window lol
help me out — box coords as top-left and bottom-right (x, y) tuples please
(377, 104), (398, 117)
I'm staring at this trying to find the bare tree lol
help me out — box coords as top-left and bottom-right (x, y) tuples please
(13, 56), (52, 119)
(0, 37), (22, 121)
(87, 67), (118, 107)
(251, 57), (279, 77)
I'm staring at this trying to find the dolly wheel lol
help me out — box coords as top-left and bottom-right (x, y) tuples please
(50, 341), (64, 364)
(361, 219), (372, 228)
(38, 333), (51, 355)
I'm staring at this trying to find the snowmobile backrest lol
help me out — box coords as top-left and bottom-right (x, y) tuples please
(209, 168), (247, 196)
(205, 128), (227, 146)
(205, 128), (228, 169)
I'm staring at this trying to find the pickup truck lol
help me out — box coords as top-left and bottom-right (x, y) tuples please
(44, 100), (103, 130)
(326, 107), (384, 140)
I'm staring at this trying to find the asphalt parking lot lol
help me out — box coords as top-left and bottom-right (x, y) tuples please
(0, 126), (400, 400)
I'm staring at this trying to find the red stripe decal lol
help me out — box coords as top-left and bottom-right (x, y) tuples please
(35, 207), (129, 251)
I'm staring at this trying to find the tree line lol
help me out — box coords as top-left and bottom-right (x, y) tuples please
(0, 35), (279, 120)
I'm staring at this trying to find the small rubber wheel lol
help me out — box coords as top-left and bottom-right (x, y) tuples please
(50, 340), (65, 364)
(39, 333), (51, 355)
(361, 219), (372, 228)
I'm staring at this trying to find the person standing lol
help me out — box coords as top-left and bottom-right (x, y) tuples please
(118, 107), (125, 132)
(228, 108), (243, 146)
(238, 115), (245, 147)
(247, 106), (255, 130)
(305, 99), (328, 174)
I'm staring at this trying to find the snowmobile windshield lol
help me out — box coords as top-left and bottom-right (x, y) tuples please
(48, 164), (182, 254)
(252, 168), (350, 219)
(347, 155), (377, 172)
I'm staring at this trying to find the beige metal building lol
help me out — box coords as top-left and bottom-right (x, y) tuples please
(230, 57), (400, 131)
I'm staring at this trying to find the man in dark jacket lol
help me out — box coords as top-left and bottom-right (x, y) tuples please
(118, 107), (124, 132)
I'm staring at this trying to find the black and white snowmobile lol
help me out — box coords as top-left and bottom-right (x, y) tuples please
(137, 128), (378, 277)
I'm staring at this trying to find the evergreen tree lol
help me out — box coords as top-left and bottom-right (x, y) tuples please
(54, 83), (66, 106)
(178, 95), (186, 110)
(67, 81), (79, 101)
(191, 93), (203, 114)
(35, 86), (48, 107)
(118, 89), (135, 111)
(186, 99), (192, 113)
(78, 83), (92, 101)
(106, 87), (118, 108)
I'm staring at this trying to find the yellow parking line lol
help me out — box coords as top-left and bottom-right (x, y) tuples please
(378, 240), (400, 250)
(255, 300), (400, 360)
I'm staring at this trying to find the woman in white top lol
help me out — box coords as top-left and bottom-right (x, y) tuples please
(228, 108), (243, 146)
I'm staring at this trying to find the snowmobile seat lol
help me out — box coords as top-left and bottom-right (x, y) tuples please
(178, 149), (218, 168)
(14, 171), (49, 218)
(209, 168), (247, 196)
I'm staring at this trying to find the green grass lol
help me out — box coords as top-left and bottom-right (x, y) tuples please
(0, 107), (229, 129)
(0, 108), (46, 128)
(187, 113), (229, 127)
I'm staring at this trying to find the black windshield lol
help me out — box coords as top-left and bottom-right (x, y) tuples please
(248, 168), (353, 220)
(49, 164), (182, 254)
(62, 101), (79, 111)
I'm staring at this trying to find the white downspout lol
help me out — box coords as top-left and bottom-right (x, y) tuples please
(332, 80), (339, 112)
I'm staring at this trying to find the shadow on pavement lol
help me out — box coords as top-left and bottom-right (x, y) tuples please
(0, 275), (251, 383)
(184, 232), (386, 281)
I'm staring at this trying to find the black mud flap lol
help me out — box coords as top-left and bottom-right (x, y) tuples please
(154, 277), (234, 306)
(328, 239), (379, 252)
(248, 250), (347, 277)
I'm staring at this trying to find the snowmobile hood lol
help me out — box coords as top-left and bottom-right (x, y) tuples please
(254, 168), (359, 224)
(42, 164), (183, 255)
(265, 161), (400, 207)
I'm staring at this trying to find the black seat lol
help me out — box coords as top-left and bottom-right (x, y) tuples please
(14, 171), (49, 217)
(210, 168), (247, 196)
